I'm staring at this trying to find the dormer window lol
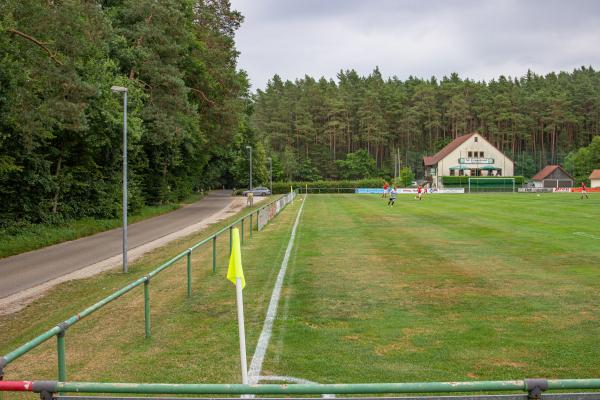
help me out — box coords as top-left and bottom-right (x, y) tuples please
(474, 137), (478, 142)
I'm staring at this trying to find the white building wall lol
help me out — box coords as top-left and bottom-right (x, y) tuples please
(437, 133), (514, 177)
(591, 178), (600, 188)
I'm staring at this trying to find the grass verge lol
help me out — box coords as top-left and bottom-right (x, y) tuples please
(0, 195), (302, 387)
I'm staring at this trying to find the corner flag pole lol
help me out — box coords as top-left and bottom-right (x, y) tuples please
(227, 228), (248, 384)
(235, 277), (248, 384)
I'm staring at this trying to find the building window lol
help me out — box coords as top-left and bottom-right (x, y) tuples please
(474, 137), (478, 142)
(459, 170), (464, 176)
(468, 151), (473, 157)
(450, 169), (455, 176)
(497, 169), (502, 176)
(479, 151), (484, 157)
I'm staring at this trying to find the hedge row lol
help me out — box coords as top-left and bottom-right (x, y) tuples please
(272, 179), (384, 194)
(442, 176), (525, 186)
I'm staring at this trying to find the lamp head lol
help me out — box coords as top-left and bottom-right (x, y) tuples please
(111, 86), (128, 93)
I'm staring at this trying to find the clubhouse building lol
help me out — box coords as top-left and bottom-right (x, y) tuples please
(423, 132), (514, 187)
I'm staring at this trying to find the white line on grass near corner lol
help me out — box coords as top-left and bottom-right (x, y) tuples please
(247, 196), (306, 385)
(573, 232), (600, 240)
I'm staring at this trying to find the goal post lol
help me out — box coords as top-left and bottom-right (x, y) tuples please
(468, 177), (516, 193)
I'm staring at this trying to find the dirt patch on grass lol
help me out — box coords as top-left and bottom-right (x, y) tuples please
(374, 327), (434, 355)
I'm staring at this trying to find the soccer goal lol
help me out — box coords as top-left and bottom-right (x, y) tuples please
(468, 177), (515, 193)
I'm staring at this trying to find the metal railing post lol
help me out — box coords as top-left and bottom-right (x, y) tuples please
(144, 278), (151, 338)
(249, 214), (253, 238)
(212, 236), (217, 273)
(186, 249), (192, 298)
(57, 331), (66, 381)
(241, 218), (244, 245)
(229, 226), (233, 253)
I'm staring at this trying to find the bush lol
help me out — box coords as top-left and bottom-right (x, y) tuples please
(272, 178), (384, 194)
(442, 176), (525, 186)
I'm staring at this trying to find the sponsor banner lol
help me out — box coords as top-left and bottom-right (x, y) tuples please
(355, 188), (384, 194)
(355, 188), (464, 194)
(458, 157), (494, 164)
(430, 188), (465, 194)
(258, 191), (296, 231)
(518, 188), (553, 193)
(553, 187), (572, 192)
(258, 208), (269, 230)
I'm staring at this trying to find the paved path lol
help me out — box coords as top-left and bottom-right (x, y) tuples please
(0, 190), (236, 300)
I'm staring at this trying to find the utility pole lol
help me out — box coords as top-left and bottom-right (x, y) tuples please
(245, 146), (252, 190)
(111, 85), (129, 273)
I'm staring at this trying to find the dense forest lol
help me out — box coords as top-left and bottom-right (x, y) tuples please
(0, 0), (257, 226)
(1, 1), (599, 228)
(251, 67), (600, 181)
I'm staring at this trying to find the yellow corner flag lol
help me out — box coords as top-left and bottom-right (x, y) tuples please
(227, 227), (245, 288)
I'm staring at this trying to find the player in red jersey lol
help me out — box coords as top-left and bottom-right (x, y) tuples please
(581, 182), (589, 199)
(382, 182), (389, 198)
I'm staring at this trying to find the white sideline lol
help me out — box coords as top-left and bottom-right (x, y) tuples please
(258, 375), (334, 398)
(247, 196), (306, 384)
(573, 231), (600, 240)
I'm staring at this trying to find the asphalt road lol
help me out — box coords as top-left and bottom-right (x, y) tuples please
(0, 190), (234, 299)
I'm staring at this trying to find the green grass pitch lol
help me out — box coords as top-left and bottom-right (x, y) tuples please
(261, 193), (600, 382)
(1, 193), (599, 385)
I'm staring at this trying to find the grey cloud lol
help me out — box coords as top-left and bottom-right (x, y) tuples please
(231, 0), (600, 89)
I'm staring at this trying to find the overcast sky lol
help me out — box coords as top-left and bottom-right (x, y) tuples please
(229, 0), (600, 91)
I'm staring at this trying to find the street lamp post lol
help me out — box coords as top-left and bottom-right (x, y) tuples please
(245, 146), (252, 190)
(111, 85), (129, 273)
(267, 157), (272, 194)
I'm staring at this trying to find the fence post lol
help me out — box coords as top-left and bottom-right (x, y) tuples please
(229, 226), (233, 253)
(57, 330), (66, 381)
(144, 278), (151, 338)
(241, 218), (244, 245)
(249, 214), (253, 238)
(212, 236), (217, 273)
(187, 249), (192, 298)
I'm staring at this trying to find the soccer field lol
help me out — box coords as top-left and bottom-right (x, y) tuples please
(261, 193), (600, 383)
(2, 193), (600, 389)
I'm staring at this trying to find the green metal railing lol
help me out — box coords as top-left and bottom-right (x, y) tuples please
(2, 378), (600, 398)
(0, 191), (298, 382)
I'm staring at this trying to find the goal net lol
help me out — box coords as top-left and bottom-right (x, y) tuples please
(468, 177), (516, 193)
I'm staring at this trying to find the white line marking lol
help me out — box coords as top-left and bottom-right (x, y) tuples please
(247, 197), (306, 384)
(573, 232), (600, 240)
(258, 375), (335, 398)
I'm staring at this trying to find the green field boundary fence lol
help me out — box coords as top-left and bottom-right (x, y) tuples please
(0, 190), (298, 383)
(2, 378), (600, 399)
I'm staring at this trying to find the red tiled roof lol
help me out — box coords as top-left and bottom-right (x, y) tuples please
(590, 169), (600, 179)
(423, 133), (476, 166)
(532, 165), (573, 181)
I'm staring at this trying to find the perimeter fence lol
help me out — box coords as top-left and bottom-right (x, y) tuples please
(2, 378), (600, 400)
(0, 191), (297, 385)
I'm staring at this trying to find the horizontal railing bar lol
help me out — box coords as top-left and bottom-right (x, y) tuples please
(54, 397), (530, 400)
(0, 192), (297, 370)
(2, 379), (600, 396)
(48, 379), (600, 395)
(19, 379), (600, 395)
(54, 395), (600, 400)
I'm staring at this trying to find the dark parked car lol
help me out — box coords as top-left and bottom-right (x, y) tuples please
(242, 186), (271, 196)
